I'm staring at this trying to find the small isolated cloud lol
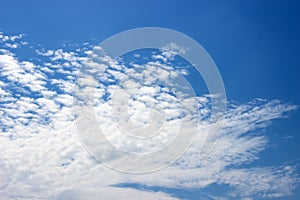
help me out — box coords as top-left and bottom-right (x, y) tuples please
(3, 43), (18, 49)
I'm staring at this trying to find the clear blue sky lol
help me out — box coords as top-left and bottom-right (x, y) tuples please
(0, 1), (299, 199)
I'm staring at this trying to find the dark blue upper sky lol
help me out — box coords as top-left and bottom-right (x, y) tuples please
(1, 1), (300, 199)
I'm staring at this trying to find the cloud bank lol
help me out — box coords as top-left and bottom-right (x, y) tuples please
(0, 32), (299, 199)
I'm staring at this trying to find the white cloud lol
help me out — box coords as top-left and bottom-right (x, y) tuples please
(0, 54), (47, 92)
(0, 32), (299, 199)
(52, 187), (179, 200)
(0, 33), (23, 42)
(3, 43), (18, 49)
(219, 166), (298, 198)
(0, 33), (26, 49)
(127, 99), (299, 198)
(152, 43), (188, 63)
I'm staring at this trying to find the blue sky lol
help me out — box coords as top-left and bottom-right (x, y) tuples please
(0, 0), (300, 199)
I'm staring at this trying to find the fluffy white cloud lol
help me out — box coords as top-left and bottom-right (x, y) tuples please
(0, 33), (299, 199)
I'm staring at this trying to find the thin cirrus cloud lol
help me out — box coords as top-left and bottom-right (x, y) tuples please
(0, 32), (299, 199)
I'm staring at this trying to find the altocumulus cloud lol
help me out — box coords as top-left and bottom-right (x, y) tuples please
(0, 32), (299, 200)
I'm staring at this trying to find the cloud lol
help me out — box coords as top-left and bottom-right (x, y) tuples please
(52, 187), (179, 200)
(0, 32), (299, 199)
(0, 32), (24, 42)
(0, 33), (27, 50)
(219, 166), (298, 198)
(127, 99), (298, 198)
(152, 43), (188, 63)
(3, 43), (18, 49)
(0, 54), (47, 92)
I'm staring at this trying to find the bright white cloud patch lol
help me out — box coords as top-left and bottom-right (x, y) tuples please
(0, 33), (299, 199)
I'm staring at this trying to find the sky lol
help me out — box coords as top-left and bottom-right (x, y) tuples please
(0, 0), (300, 200)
